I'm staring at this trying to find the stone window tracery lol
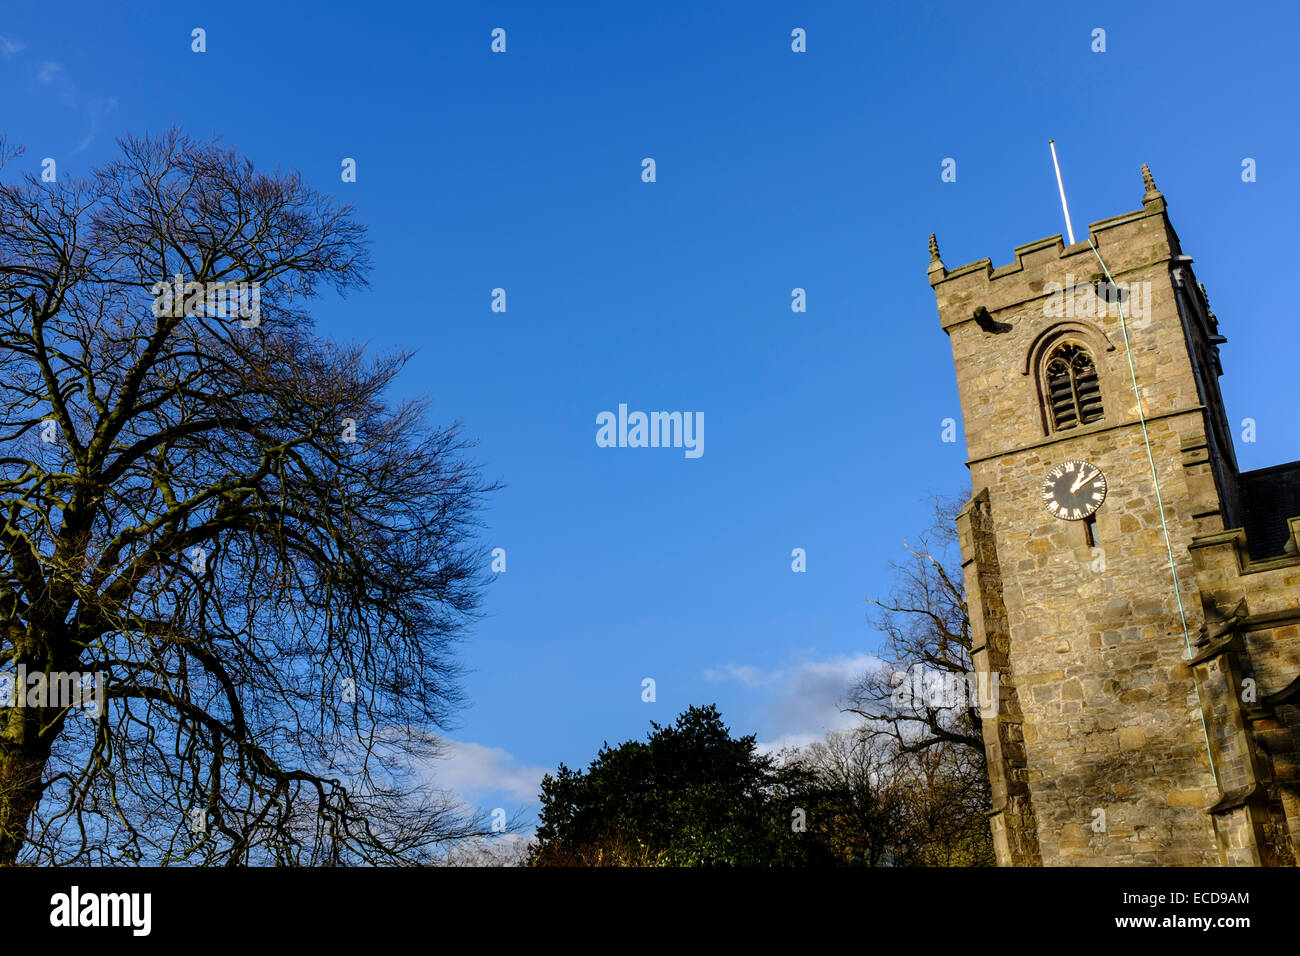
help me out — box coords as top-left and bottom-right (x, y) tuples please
(1044, 343), (1103, 431)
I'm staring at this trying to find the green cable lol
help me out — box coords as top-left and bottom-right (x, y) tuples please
(1088, 237), (1220, 791)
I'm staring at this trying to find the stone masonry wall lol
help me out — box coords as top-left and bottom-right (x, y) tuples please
(970, 415), (1221, 863)
(958, 490), (1041, 865)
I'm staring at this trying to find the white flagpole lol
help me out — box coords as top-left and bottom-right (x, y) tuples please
(1049, 139), (1076, 245)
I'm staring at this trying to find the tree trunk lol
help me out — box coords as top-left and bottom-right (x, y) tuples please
(0, 710), (54, 865)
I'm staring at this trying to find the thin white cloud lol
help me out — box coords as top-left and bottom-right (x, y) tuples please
(705, 652), (884, 753)
(430, 739), (549, 804)
(23, 55), (116, 153)
(756, 731), (827, 754)
(702, 662), (762, 686)
(73, 96), (118, 154)
(0, 35), (23, 57)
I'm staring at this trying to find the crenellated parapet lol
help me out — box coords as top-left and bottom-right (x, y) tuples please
(930, 166), (1179, 334)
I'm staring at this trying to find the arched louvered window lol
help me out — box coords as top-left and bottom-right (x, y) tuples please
(1045, 343), (1103, 431)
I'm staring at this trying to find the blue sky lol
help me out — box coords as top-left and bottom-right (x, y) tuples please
(3, 0), (1297, 832)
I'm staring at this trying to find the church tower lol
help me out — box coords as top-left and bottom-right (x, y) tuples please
(930, 167), (1300, 865)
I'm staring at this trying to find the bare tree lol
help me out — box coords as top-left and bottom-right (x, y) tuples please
(785, 729), (908, 866)
(847, 494), (984, 754)
(839, 493), (995, 865)
(0, 130), (498, 864)
(889, 738), (995, 866)
(783, 724), (994, 867)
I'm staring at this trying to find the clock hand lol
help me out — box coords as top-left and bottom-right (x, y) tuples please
(1070, 469), (1097, 494)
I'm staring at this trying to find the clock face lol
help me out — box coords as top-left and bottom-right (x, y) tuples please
(1042, 459), (1107, 520)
